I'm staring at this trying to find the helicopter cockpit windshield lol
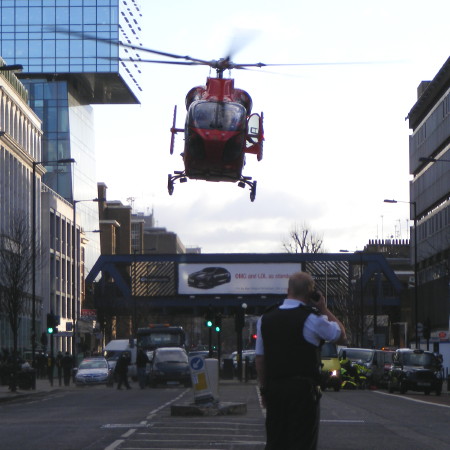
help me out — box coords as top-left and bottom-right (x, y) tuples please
(190, 101), (246, 132)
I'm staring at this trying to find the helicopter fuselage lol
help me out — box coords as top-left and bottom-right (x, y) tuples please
(169, 76), (263, 201)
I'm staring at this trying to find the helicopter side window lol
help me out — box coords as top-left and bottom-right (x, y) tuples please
(190, 101), (246, 132)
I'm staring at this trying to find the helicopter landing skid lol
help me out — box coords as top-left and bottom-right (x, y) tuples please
(237, 176), (257, 202)
(168, 172), (257, 201)
(168, 171), (187, 195)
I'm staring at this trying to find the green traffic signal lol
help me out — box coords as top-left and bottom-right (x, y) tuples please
(47, 313), (55, 334)
(215, 314), (222, 332)
(206, 320), (213, 327)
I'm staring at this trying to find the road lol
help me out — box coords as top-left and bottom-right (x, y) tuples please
(0, 385), (191, 449)
(0, 382), (449, 449)
(320, 389), (450, 450)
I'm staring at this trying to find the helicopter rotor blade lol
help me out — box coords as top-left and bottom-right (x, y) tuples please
(232, 60), (392, 69)
(224, 29), (260, 62)
(101, 57), (205, 66)
(50, 27), (396, 73)
(51, 27), (214, 66)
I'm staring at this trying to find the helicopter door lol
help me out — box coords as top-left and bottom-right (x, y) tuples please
(245, 113), (264, 161)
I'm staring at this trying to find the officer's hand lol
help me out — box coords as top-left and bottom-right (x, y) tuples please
(312, 292), (327, 313)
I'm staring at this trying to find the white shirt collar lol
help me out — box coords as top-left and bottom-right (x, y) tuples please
(280, 298), (306, 309)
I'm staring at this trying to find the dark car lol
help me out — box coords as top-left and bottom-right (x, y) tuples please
(187, 267), (231, 289)
(148, 347), (191, 387)
(388, 348), (443, 395)
(74, 357), (114, 387)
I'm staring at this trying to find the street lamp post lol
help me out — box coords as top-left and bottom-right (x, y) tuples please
(236, 302), (247, 382)
(72, 197), (104, 362)
(0, 64), (23, 72)
(32, 158), (75, 367)
(384, 199), (419, 348)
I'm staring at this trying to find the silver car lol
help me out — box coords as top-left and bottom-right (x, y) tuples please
(75, 357), (114, 387)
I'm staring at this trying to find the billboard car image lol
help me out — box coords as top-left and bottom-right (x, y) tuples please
(187, 267), (231, 289)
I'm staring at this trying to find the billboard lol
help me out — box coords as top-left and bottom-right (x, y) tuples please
(178, 263), (301, 295)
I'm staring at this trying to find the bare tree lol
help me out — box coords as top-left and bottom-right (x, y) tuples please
(282, 222), (324, 253)
(0, 213), (33, 354)
(330, 291), (361, 347)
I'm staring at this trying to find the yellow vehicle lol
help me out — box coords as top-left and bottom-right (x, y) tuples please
(320, 342), (341, 391)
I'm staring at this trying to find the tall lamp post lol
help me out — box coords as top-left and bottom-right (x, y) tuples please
(72, 197), (104, 362)
(384, 199), (419, 348)
(32, 158), (75, 367)
(235, 302), (247, 382)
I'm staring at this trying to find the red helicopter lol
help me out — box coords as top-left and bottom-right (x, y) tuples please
(168, 59), (264, 201)
(56, 30), (376, 201)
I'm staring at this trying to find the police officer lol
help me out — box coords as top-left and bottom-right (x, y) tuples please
(255, 271), (347, 450)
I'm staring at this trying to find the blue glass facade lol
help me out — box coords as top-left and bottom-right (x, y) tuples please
(0, 0), (143, 271)
(0, 0), (143, 103)
(1, 1), (119, 73)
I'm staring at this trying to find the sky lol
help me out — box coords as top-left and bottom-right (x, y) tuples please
(92, 0), (450, 254)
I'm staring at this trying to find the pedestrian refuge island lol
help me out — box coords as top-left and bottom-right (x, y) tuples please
(171, 356), (246, 416)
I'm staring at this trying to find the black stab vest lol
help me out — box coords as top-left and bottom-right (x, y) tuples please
(261, 304), (321, 384)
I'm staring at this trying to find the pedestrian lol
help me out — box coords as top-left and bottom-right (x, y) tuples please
(47, 354), (55, 387)
(61, 352), (73, 387)
(136, 348), (150, 389)
(56, 352), (63, 386)
(255, 271), (347, 450)
(37, 352), (46, 379)
(116, 352), (131, 390)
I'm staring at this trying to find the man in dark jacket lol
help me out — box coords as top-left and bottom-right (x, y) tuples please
(116, 352), (131, 390)
(56, 352), (64, 386)
(136, 348), (150, 389)
(256, 272), (346, 450)
(61, 352), (73, 387)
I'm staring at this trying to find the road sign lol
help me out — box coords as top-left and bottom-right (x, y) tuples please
(189, 356), (214, 404)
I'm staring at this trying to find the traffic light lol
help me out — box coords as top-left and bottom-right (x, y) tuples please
(47, 313), (55, 334)
(205, 308), (213, 328)
(215, 315), (222, 332)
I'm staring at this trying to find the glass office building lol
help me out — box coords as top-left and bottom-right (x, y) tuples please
(0, 0), (143, 271)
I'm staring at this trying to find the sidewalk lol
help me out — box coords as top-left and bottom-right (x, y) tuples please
(0, 376), (76, 403)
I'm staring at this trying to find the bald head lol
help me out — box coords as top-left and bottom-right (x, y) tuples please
(288, 272), (315, 300)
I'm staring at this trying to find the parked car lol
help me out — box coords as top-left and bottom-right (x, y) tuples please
(187, 267), (231, 289)
(148, 347), (191, 387)
(74, 357), (114, 387)
(388, 348), (443, 395)
(321, 342), (341, 391)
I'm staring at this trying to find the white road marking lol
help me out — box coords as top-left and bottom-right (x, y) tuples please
(121, 429), (136, 438)
(103, 439), (123, 450)
(373, 390), (450, 409)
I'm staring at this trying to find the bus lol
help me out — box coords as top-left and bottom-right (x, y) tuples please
(136, 324), (186, 352)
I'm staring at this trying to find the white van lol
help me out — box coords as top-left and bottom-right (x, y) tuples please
(104, 339), (137, 380)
